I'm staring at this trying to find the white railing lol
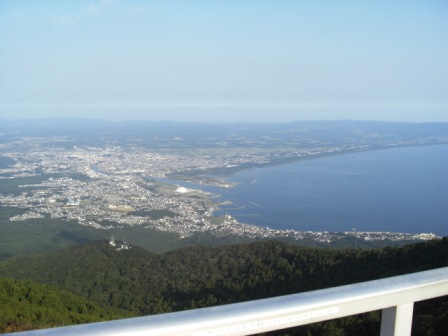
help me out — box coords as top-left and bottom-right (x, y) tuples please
(8, 267), (448, 336)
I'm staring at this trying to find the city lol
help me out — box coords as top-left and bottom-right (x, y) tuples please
(0, 141), (440, 244)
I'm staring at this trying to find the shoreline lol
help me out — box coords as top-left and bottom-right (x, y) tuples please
(169, 143), (448, 238)
(1, 139), (446, 246)
(168, 142), (448, 188)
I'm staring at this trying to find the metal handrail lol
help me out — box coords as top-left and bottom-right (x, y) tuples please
(8, 267), (448, 336)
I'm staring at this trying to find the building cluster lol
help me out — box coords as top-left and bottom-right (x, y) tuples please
(0, 146), (440, 244)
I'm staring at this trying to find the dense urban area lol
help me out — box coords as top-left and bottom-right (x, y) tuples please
(1, 120), (446, 245)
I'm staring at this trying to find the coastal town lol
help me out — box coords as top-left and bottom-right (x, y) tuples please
(0, 143), (439, 244)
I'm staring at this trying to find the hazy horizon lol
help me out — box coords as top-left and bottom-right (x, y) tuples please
(1, 116), (448, 125)
(1, 0), (447, 123)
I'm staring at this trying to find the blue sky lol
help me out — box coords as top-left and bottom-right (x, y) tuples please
(0, 0), (447, 122)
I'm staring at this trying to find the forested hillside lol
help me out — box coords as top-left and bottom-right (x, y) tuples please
(0, 277), (135, 333)
(0, 239), (447, 335)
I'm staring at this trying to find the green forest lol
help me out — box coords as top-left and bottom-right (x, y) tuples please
(0, 238), (447, 335)
(0, 278), (135, 333)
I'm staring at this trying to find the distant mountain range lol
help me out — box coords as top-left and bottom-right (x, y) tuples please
(1, 119), (447, 149)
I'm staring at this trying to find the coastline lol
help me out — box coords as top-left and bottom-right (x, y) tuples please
(168, 142), (448, 188)
(176, 143), (448, 239)
(1, 138), (446, 247)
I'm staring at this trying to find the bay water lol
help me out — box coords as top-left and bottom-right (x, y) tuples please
(212, 145), (448, 235)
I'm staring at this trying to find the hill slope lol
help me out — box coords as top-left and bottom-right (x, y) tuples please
(0, 277), (135, 333)
(0, 239), (447, 335)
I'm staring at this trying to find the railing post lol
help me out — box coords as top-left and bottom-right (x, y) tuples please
(380, 303), (414, 336)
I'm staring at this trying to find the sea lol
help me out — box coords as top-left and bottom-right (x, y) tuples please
(170, 144), (448, 236)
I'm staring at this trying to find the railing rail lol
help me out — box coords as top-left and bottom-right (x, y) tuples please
(8, 267), (448, 336)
